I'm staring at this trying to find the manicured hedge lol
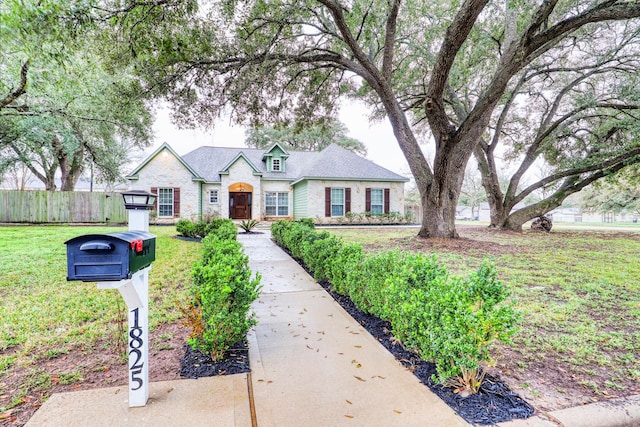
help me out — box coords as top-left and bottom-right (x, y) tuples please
(271, 219), (519, 390)
(177, 217), (238, 240)
(185, 220), (260, 360)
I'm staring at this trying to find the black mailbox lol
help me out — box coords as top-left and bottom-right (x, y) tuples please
(65, 231), (156, 281)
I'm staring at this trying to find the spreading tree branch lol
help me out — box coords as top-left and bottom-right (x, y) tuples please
(1, 60), (30, 111)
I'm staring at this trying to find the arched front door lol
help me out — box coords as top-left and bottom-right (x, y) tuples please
(229, 182), (253, 219)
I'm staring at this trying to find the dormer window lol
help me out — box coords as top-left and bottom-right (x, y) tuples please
(262, 143), (289, 172)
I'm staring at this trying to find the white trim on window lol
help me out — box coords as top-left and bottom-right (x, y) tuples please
(265, 191), (289, 216)
(331, 188), (344, 217)
(209, 189), (219, 204)
(371, 188), (384, 214)
(272, 158), (281, 171)
(158, 188), (174, 217)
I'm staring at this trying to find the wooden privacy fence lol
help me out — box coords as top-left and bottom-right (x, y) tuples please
(0, 190), (126, 223)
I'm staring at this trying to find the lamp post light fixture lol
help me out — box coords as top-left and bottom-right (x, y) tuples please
(121, 190), (157, 211)
(122, 190), (156, 232)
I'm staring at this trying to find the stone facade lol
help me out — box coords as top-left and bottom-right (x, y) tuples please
(202, 183), (222, 218)
(305, 180), (405, 223)
(127, 149), (200, 223)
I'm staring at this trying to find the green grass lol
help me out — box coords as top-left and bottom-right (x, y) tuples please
(327, 226), (640, 400)
(0, 225), (201, 411)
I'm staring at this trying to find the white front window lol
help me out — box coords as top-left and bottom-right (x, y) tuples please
(265, 192), (289, 216)
(272, 158), (281, 171)
(209, 189), (219, 203)
(158, 188), (173, 217)
(331, 188), (344, 217)
(371, 189), (384, 214)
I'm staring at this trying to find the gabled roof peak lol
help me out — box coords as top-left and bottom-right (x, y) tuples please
(126, 142), (202, 181)
(220, 151), (263, 176)
(262, 142), (290, 160)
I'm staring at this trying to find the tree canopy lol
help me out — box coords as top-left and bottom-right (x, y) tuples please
(102, 0), (640, 236)
(0, 1), (153, 190)
(245, 119), (367, 155)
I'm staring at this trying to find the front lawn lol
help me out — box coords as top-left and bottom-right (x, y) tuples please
(0, 225), (201, 424)
(326, 225), (640, 411)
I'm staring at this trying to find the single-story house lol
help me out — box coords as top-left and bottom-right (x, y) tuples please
(126, 142), (409, 223)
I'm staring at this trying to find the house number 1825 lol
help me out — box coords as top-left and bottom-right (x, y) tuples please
(129, 307), (144, 390)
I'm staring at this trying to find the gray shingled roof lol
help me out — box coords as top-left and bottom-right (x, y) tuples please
(180, 144), (408, 183)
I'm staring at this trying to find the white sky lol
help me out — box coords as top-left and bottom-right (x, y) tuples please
(149, 100), (412, 177)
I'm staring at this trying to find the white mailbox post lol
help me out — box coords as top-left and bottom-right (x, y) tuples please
(97, 190), (156, 407)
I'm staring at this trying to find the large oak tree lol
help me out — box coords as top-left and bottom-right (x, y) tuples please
(108, 0), (640, 237)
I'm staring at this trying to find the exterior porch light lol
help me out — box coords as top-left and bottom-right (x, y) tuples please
(122, 190), (157, 211)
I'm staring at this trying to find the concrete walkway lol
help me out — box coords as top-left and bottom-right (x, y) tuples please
(240, 231), (466, 427)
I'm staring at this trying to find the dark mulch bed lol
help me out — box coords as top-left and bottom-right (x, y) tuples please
(180, 341), (250, 378)
(281, 243), (535, 425)
(175, 235), (202, 242)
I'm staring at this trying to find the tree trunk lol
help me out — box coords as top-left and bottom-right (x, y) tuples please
(44, 170), (56, 191)
(417, 133), (470, 238)
(419, 185), (460, 238)
(501, 188), (571, 230)
(53, 135), (84, 191)
(474, 146), (507, 227)
(59, 147), (84, 191)
(502, 204), (551, 231)
(382, 105), (471, 238)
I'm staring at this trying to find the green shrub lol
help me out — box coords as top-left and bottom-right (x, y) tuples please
(177, 217), (237, 239)
(301, 232), (343, 282)
(188, 233), (261, 360)
(282, 222), (316, 260)
(194, 220), (208, 238)
(344, 250), (408, 318)
(296, 218), (315, 228)
(209, 219), (238, 240)
(327, 243), (364, 295)
(270, 222), (520, 393)
(176, 219), (197, 238)
(270, 220), (288, 246)
(389, 261), (519, 390)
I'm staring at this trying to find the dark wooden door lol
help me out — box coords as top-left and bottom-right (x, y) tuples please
(230, 192), (251, 219)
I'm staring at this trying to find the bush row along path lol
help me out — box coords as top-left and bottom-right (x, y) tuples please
(239, 232), (469, 427)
